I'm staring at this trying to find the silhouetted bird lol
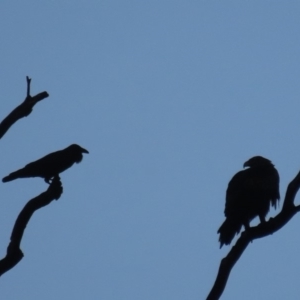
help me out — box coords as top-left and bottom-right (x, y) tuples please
(218, 156), (280, 248)
(2, 144), (89, 183)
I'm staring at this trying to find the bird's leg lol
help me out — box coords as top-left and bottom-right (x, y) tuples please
(243, 221), (253, 243)
(259, 215), (266, 223)
(243, 221), (250, 231)
(45, 174), (60, 184)
(44, 177), (51, 184)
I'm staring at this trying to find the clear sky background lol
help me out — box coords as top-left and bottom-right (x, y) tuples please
(1, 1), (300, 299)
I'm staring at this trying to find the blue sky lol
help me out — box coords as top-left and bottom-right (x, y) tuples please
(1, 1), (300, 299)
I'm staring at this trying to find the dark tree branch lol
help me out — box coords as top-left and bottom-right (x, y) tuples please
(26, 76), (31, 97)
(0, 76), (49, 139)
(206, 171), (300, 300)
(0, 176), (63, 277)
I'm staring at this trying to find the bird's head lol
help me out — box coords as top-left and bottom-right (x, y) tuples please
(68, 144), (89, 163)
(243, 156), (273, 168)
(69, 144), (89, 154)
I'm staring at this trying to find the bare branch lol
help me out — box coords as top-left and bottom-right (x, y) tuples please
(0, 176), (63, 277)
(0, 77), (49, 139)
(206, 170), (300, 300)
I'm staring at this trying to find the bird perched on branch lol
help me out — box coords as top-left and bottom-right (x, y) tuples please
(2, 144), (89, 184)
(218, 156), (280, 248)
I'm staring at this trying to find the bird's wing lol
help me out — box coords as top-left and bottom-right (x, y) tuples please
(24, 149), (64, 172)
(225, 170), (258, 217)
(266, 167), (280, 207)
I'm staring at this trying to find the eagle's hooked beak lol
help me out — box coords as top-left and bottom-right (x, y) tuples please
(243, 160), (250, 168)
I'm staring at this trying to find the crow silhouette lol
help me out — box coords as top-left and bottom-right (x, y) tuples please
(218, 156), (280, 248)
(2, 144), (89, 183)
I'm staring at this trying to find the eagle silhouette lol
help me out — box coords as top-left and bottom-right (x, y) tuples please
(218, 156), (280, 248)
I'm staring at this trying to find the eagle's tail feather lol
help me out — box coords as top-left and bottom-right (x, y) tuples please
(217, 219), (242, 248)
(2, 170), (24, 182)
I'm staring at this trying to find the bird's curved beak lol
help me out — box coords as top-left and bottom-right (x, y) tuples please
(243, 160), (249, 168)
(81, 148), (89, 154)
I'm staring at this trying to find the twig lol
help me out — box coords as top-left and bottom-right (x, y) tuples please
(26, 76), (31, 97)
(0, 76), (49, 139)
(206, 171), (300, 300)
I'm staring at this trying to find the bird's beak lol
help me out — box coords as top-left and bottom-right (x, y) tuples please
(81, 147), (89, 154)
(243, 161), (249, 168)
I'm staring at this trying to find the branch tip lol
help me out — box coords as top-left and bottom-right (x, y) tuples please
(26, 76), (31, 97)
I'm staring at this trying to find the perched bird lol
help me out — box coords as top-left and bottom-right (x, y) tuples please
(2, 144), (89, 183)
(218, 156), (280, 248)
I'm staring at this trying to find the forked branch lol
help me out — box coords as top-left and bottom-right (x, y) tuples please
(0, 76), (49, 139)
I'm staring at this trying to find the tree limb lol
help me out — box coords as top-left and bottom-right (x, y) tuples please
(0, 176), (63, 277)
(206, 171), (300, 300)
(0, 76), (49, 139)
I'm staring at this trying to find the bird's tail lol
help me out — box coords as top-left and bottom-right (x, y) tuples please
(2, 170), (22, 182)
(217, 219), (242, 248)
